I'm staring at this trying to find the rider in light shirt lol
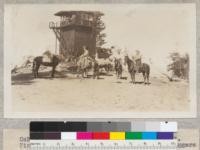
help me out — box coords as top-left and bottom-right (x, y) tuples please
(78, 46), (90, 68)
(82, 46), (89, 57)
(133, 50), (142, 72)
(115, 49), (123, 62)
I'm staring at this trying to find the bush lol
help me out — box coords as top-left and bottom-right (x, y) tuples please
(167, 52), (189, 79)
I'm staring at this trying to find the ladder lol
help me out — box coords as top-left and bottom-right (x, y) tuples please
(49, 22), (67, 55)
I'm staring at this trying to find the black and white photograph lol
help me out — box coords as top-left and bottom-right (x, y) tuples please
(4, 4), (196, 118)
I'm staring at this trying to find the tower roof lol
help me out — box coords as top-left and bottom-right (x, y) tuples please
(55, 11), (104, 17)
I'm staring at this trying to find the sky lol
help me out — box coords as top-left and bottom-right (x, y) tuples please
(4, 4), (196, 72)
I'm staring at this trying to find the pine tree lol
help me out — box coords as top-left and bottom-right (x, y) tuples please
(92, 13), (106, 48)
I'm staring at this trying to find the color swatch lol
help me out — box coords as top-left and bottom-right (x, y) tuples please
(30, 122), (177, 140)
(30, 131), (174, 140)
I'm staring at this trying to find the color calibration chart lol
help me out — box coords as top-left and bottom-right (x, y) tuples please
(30, 122), (177, 150)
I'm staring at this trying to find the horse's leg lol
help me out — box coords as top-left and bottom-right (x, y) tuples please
(86, 68), (89, 77)
(131, 72), (135, 84)
(93, 70), (99, 79)
(147, 66), (150, 84)
(117, 70), (119, 78)
(34, 67), (37, 78)
(33, 67), (36, 78)
(130, 74), (133, 83)
(147, 71), (150, 85)
(93, 70), (96, 79)
(120, 67), (122, 78)
(106, 66), (108, 73)
(33, 69), (36, 78)
(36, 64), (40, 78)
(97, 70), (100, 79)
(51, 65), (56, 78)
(32, 61), (36, 78)
(84, 69), (86, 78)
(142, 72), (146, 84)
(106, 65), (109, 74)
(116, 70), (118, 79)
(86, 68), (88, 78)
(131, 71), (135, 84)
(82, 69), (84, 78)
(83, 68), (87, 78)
(92, 66), (95, 79)
(76, 67), (80, 78)
(93, 67), (99, 79)
(96, 65), (100, 79)
(77, 67), (83, 78)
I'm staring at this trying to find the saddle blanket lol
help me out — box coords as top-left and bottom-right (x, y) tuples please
(42, 55), (52, 63)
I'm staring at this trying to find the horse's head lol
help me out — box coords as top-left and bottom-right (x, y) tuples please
(57, 54), (66, 62)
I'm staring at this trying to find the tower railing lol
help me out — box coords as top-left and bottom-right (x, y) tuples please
(50, 19), (93, 29)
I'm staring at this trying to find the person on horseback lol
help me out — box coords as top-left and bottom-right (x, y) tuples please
(81, 46), (89, 57)
(133, 50), (142, 72)
(77, 46), (93, 77)
(115, 49), (122, 63)
(114, 49), (123, 78)
(78, 46), (90, 68)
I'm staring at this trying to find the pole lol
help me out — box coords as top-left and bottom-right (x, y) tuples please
(55, 34), (57, 54)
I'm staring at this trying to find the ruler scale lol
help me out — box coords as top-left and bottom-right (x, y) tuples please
(30, 140), (177, 150)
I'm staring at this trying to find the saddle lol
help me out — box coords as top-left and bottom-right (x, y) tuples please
(134, 59), (142, 72)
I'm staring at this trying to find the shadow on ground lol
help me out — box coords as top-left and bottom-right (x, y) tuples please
(129, 81), (151, 85)
(99, 72), (113, 76)
(11, 71), (68, 85)
(12, 72), (35, 85)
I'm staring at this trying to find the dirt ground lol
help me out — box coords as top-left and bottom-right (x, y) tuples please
(11, 70), (190, 113)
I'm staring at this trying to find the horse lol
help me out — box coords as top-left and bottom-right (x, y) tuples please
(32, 55), (61, 78)
(124, 55), (150, 84)
(114, 58), (122, 79)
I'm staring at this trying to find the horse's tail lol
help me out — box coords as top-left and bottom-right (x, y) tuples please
(146, 64), (150, 77)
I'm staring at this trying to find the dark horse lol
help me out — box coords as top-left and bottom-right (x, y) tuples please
(114, 58), (122, 78)
(32, 55), (60, 78)
(124, 55), (150, 84)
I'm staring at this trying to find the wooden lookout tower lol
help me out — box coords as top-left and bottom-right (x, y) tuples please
(49, 11), (104, 59)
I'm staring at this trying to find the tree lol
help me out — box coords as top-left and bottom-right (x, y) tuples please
(167, 52), (189, 80)
(93, 13), (106, 48)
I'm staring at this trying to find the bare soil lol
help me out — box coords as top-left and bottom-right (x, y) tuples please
(11, 70), (189, 113)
